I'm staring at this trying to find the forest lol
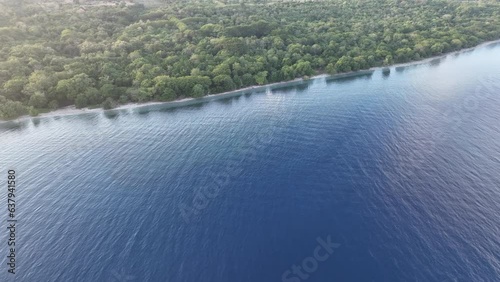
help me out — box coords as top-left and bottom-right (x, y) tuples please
(1, 0), (500, 119)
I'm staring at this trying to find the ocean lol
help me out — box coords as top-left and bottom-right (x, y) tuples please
(1, 42), (500, 282)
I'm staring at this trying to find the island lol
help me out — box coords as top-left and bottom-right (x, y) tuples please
(1, 0), (500, 119)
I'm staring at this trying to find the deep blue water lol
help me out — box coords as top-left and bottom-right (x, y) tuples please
(1, 43), (500, 282)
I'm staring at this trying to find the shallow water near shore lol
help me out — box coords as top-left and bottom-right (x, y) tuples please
(6, 39), (499, 124)
(1, 43), (500, 281)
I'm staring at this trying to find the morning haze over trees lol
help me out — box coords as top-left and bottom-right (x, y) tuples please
(0, 0), (499, 119)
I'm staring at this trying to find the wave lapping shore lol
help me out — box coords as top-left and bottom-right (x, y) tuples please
(3, 39), (500, 124)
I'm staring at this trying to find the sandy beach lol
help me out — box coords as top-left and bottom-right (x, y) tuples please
(2, 38), (500, 124)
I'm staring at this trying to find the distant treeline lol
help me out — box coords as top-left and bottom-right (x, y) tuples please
(1, 0), (500, 119)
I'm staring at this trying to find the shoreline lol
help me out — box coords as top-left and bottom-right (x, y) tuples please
(2, 38), (500, 124)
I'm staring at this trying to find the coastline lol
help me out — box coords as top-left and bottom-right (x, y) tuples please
(2, 38), (500, 124)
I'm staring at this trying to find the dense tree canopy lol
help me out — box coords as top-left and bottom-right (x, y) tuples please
(1, 0), (500, 119)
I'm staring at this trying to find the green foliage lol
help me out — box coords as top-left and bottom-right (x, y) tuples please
(241, 73), (255, 87)
(225, 20), (274, 38)
(2, 77), (27, 101)
(29, 107), (39, 117)
(0, 96), (28, 120)
(48, 100), (59, 110)
(254, 71), (268, 85)
(326, 63), (337, 75)
(335, 56), (353, 73)
(212, 75), (235, 93)
(153, 75), (211, 99)
(1, 0), (500, 120)
(28, 92), (48, 108)
(192, 84), (205, 98)
(102, 98), (116, 110)
(56, 73), (95, 102)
